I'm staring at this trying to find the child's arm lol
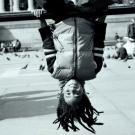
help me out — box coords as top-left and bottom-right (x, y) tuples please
(93, 22), (107, 74)
(39, 19), (57, 74)
(32, 9), (56, 74)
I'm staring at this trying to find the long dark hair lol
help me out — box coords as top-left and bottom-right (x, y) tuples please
(53, 91), (103, 133)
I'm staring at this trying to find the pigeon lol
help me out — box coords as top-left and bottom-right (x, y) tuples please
(35, 54), (39, 58)
(6, 57), (10, 61)
(41, 66), (45, 71)
(106, 55), (111, 59)
(21, 64), (28, 69)
(128, 65), (131, 69)
(14, 53), (18, 56)
(22, 54), (27, 58)
(103, 63), (107, 68)
(39, 65), (43, 70)
(27, 54), (30, 58)
(39, 65), (45, 71)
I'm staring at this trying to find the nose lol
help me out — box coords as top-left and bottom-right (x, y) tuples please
(72, 89), (78, 94)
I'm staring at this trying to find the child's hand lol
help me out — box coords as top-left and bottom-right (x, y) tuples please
(31, 9), (46, 18)
(31, 9), (47, 27)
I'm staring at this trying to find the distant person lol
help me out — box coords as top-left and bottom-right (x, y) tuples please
(0, 42), (5, 53)
(123, 37), (135, 59)
(114, 32), (120, 41)
(125, 18), (135, 58)
(117, 47), (128, 61)
(115, 37), (135, 60)
(12, 39), (21, 52)
(115, 37), (124, 50)
(115, 37), (128, 60)
(0, 42), (9, 53)
(127, 18), (135, 41)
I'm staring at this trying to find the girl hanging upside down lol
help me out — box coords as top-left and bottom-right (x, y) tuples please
(32, 0), (114, 133)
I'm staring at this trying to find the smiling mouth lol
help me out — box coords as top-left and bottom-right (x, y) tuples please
(65, 95), (80, 98)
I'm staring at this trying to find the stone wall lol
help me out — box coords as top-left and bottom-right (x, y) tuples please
(0, 14), (135, 49)
(105, 14), (135, 40)
(0, 19), (55, 49)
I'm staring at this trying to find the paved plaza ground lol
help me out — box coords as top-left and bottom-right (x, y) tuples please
(0, 48), (135, 135)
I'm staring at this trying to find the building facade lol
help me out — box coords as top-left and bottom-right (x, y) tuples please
(122, 0), (135, 4)
(0, 0), (135, 49)
(0, 0), (135, 13)
(0, 0), (40, 12)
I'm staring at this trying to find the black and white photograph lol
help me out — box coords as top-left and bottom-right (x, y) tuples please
(0, 0), (135, 135)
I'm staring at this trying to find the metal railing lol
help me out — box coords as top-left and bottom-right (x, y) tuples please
(0, 5), (135, 22)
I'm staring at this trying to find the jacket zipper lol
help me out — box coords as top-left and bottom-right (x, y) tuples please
(73, 17), (77, 77)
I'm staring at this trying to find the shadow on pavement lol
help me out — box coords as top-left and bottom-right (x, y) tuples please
(0, 90), (59, 120)
(0, 26), (15, 41)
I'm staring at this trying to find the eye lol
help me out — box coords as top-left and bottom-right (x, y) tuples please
(67, 92), (71, 95)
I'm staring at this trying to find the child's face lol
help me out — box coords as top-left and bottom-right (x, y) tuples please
(63, 79), (84, 105)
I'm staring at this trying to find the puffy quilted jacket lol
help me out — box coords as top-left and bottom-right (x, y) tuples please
(39, 19), (107, 81)
(39, 0), (111, 81)
(52, 17), (96, 81)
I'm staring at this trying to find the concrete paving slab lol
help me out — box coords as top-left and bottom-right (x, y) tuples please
(0, 50), (135, 135)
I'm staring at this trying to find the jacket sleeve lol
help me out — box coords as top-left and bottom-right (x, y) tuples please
(93, 22), (107, 74)
(42, 0), (67, 13)
(39, 25), (57, 74)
